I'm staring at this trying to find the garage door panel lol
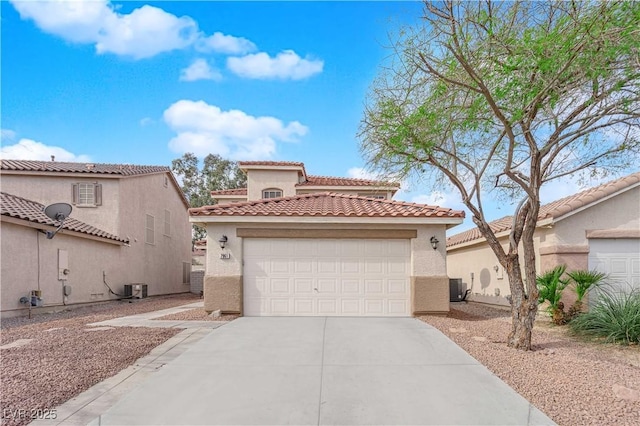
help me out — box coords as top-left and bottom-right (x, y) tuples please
(588, 238), (640, 302)
(364, 259), (384, 274)
(244, 239), (410, 316)
(388, 300), (409, 315)
(341, 299), (360, 314)
(294, 259), (313, 273)
(318, 299), (338, 314)
(318, 259), (338, 273)
(364, 279), (384, 295)
(294, 299), (314, 315)
(318, 279), (338, 293)
(294, 279), (314, 293)
(270, 299), (291, 315)
(364, 299), (384, 315)
(341, 259), (360, 274)
(341, 279), (360, 294)
(388, 279), (408, 294)
(270, 278), (290, 294)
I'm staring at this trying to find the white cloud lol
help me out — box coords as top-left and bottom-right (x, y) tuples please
(347, 167), (380, 180)
(10, 0), (198, 59)
(139, 117), (154, 126)
(163, 100), (308, 159)
(196, 32), (256, 55)
(179, 58), (222, 82)
(0, 139), (91, 162)
(1, 129), (17, 142)
(227, 50), (323, 80)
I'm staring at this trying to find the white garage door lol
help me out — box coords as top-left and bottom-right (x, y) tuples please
(244, 239), (411, 316)
(588, 239), (640, 297)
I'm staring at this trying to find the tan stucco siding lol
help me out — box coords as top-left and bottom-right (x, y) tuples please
(1, 174), (121, 235)
(549, 186), (640, 246)
(246, 169), (299, 200)
(1, 222), (125, 315)
(447, 235), (543, 306)
(118, 174), (192, 296)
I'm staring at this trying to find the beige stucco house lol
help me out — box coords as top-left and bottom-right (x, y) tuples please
(190, 161), (464, 317)
(447, 172), (640, 306)
(1, 160), (192, 317)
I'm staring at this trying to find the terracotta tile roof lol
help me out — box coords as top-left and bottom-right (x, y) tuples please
(238, 161), (305, 168)
(1, 192), (129, 243)
(190, 192), (465, 218)
(447, 172), (640, 247)
(298, 175), (400, 188)
(0, 160), (170, 176)
(210, 188), (248, 196)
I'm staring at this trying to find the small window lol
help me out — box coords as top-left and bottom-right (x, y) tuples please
(358, 193), (386, 200)
(182, 262), (191, 285)
(72, 183), (102, 207)
(145, 214), (155, 245)
(262, 188), (283, 199)
(164, 209), (171, 237)
(163, 175), (169, 187)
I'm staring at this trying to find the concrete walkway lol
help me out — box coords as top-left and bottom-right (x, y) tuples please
(86, 302), (227, 330)
(86, 317), (554, 425)
(30, 302), (227, 426)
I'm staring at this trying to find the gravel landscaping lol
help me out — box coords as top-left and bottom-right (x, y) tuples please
(421, 303), (640, 426)
(154, 308), (239, 322)
(2, 294), (638, 426)
(0, 294), (199, 426)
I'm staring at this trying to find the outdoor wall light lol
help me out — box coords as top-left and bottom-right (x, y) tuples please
(430, 236), (439, 250)
(218, 235), (228, 250)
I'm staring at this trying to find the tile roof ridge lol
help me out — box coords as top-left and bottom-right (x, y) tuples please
(447, 171), (640, 247)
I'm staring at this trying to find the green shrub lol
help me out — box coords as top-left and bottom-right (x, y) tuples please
(537, 265), (570, 324)
(566, 269), (607, 320)
(569, 287), (640, 345)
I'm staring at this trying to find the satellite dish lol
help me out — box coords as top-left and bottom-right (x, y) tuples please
(43, 203), (72, 239)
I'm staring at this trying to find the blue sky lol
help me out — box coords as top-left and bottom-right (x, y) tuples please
(1, 0), (626, 233)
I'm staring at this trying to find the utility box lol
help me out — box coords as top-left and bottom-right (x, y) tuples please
(449, 278), (463, 302)
(124, 283), (148, 299)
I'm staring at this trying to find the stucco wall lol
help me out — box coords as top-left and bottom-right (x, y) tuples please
(446, 186), (640, 306)
(1, 172), (192, 314)
(447, 234), (543, 306)
(1, 174), (121, 235)
(549, 186), (640, 246)
(1, 222), (126, 316)
(246, 169), (299, 201)
(118, 173), (192, 296)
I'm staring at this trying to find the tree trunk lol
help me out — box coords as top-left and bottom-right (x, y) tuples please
(505, 259), (537, 350)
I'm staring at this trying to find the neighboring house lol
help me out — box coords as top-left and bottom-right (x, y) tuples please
(190, 161), (464, 317)
(0, 160), (192, 317)
(447, 172), (640, 306)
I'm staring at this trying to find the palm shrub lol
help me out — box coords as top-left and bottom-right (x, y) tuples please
(566, 269), (607, 320)
(569, 286), (640, 345)
(537, 265), (570, 325)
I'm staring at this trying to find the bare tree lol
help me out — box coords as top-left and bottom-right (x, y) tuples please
(172, 153), (246, 245)
(360, 0), (640, 350)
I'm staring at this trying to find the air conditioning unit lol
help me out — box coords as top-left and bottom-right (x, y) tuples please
(449, 278), (463, 302)
(124, 283), (148, 299)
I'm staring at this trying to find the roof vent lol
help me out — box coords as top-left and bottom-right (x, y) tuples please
(86, 164), (95, 170)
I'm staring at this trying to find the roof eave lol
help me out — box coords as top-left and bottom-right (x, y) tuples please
(189, 215), (464, 225)
(1, 215), (128, 246)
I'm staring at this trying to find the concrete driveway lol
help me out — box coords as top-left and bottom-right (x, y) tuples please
(91, 317), (554, 425)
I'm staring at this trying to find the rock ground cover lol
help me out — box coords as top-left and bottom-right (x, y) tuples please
(0, 294), (199, 426)
(2, 295), (638, 426)
(421, 303), (640, 426)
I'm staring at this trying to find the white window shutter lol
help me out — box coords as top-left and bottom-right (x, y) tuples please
(95, 184), (102, 206)
(72, 184), (79, 205)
